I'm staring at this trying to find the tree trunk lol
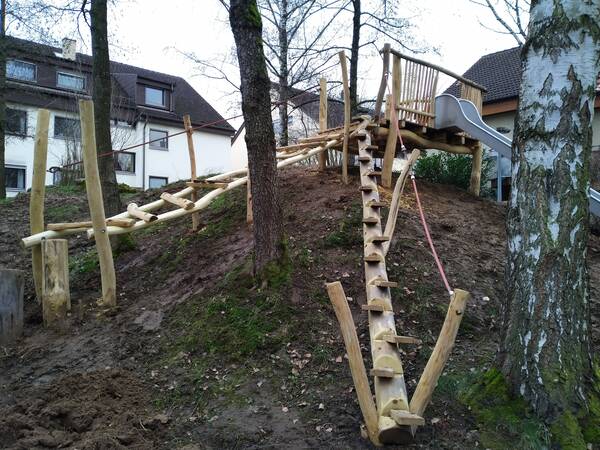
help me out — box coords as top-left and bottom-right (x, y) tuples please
(0, 0), (7, 199)
(349, 0), (360, 116)
(500, 0), (600, 428)
(277, 0), (289, 147)
(229, 0), (285, 276)
(90, 0), (120, 216)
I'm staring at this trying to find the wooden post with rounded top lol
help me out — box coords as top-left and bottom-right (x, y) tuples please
(338, 51), (350, 184)
(410, 289), (470, 420)
(79, 99), (116, 307)
(183, 114), (200, 230)
(382, 55), (401, 188)
(326, 281), (380, 446)
(374, 43), (391, 123)
(318, 77), (328, 171)
(30, 109), (50, 303)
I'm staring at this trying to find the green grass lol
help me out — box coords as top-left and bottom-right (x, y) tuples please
(324, 202), (363, 248)
(46, 204), (80, 222)
(69, 247), (98, 275)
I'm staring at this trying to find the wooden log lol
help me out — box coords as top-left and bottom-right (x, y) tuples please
(127, 203), (158, 222)
(41, 239), (70, 328)
(326, 281), (380, 446)
(318, 77), (328, 171)
(338, 51), (350, 184)
(383, 149), (421, 255)
(398, 129), (473, 155)
(0, 269), (24, 344)
(30, 109), (50, 303)
(79, 99), (116, 307)
(390, 410), (425, 426)
(47, 218), (136, 231)
(374, 43), (391, 123)
(410, 289), (470, 420)
(160, 192), (195, 210)
(469, 142), (483, 196)
(186, 181), (229, 190)
(183, 114), (200, 230)
(382, 334), (422, 345)
(382, 55), (401, 188)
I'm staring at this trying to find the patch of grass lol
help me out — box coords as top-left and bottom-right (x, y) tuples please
(0, 197), (14, 205)
(69, 247), (98, 275)
(459, 368), (550, 450)
(46, 204), (80, 222)
(46, 183), (84, 195)
(324, 202), (362, 248)
(113, 234), (137, 257)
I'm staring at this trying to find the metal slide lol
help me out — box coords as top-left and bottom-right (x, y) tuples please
(434, 93), (600, 217)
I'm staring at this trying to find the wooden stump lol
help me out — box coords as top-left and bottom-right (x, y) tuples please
(42, 239), (70, 328)
(0, 269), (24, 344)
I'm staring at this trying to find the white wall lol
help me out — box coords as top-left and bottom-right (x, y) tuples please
(5, 103), (232, 197)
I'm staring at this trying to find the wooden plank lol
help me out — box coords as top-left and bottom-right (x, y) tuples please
(370, 277), (398, 288)
(367, 200), (387, 208)
(410, 289), (470, 420)
(371, 368), (395, 378)
(338, 51), (350, 184)
(186, 181), (229, 189)
(160, 192), (195, 210)
(318, 77), (328, 171)
(326, 282), (380, 446)
(107, 218), (137, 228)
(390, 409), (425, 426)
(30, 109), (50, 304)
(183, 114), (200, 230)
(364, 253), (384, 263)
(79, 99), (116, 307)
(47, 218), (136, 231)
(362, 217), (379, 225)
(0, 269), (24, 345)
(41, 239), (70, 329)
(367, 236), (390, 244)
(382, 55), (401, 188)
(127, 203), (158, 222)
(382, 335), (422, 345)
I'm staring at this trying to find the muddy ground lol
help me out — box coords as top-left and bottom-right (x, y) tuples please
(0, 166), (598, 449)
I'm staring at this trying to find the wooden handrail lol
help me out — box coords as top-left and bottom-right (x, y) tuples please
(385, 48), (487, 93)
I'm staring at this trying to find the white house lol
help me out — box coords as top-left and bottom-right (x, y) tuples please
(5, 36), (235, 197)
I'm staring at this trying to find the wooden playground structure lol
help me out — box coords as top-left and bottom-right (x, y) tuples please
(13, 44), (487, 444)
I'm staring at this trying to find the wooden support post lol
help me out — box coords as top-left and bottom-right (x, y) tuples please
(468, 143), (483, 196)
(338, 51), (350, 184)
(318, 77), (328, 171)
(41, 239), (70, 329)
(0, 269), (24, 344)
(246, 170), (253, 225)
(30, 109), (50, 303)
(326, 281), (380, 446)
(374, 43), (391, 123)
(383, 150), (421, 255)
(79, 99), (117, 307)
(183, 114), (200, 230)
(410, 289), (470, 419)
(382, 55), (401, 188)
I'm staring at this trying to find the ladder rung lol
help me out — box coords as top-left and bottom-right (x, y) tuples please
(364, 253), (383, 263)
(366, 171), (382, 177)
(359, 186), (374, 192)
(367, 200), (387, 208)
(370, 277), (398, 288)
(382, 335), (423, 345)
(390, 410), (425, 426)
(361, 298), (392, 312)
(366, 145), (378, 151)
(362, 217), (379, 225)
(358, 156), (371, 162)
(367, 235), (390, 244)
(370, 368), (395, 378)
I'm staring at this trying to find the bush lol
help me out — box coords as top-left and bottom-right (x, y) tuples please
(414, 150), (492, 192)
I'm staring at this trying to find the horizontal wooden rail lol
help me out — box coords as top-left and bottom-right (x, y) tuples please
(386, 48), (487, 93)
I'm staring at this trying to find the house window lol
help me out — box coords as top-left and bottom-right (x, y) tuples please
(6, 108), (27, 136)
(5, 166), (26, 191)
(149, 176), (168, 189)
(57, 72), (85, 91)
(149, 129), (168, 150)
(145, 86), (165, 107)
(54, 116), (81, 140)
(114, 151), (136, 173)
(6, 60), (36, 82)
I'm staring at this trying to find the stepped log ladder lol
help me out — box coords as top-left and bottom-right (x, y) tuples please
(183, 114), (201, 230)
(79, 99), (116, 307)
(30, 109), (50, 304)
(356, 127), (420, 443)
(338, 51), (350, 184)
(318, 77), (328, 171)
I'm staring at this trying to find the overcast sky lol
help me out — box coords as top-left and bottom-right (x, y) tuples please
(11, 0), (524, 128)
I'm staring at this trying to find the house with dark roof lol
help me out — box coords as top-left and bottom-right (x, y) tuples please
(5, 36), (235, 197)
(447, 46), (600, 195)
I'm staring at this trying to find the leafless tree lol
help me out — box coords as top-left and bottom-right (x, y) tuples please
(470, 0), (529, 45)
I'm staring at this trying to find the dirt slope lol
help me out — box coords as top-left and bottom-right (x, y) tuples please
(0, 167), (598, 450)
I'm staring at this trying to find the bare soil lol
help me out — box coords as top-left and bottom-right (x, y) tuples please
(0, 166), (598, 449)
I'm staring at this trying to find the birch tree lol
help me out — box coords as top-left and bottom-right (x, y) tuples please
(501, 0), (600, 441)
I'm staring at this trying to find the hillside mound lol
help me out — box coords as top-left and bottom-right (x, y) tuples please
(0, 166), (598, 449)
